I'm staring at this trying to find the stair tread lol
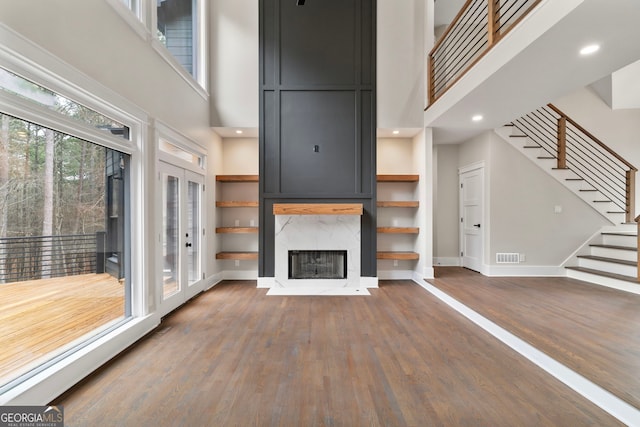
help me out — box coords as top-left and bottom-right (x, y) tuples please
(590, 244), (638, 252)
(523, 145), (542, 148)
(602, 232), (638, 237)
(579, 189), (598, 192)
(509, 135), (528, 138)
(576, 255), (637, 266)
(537, 156), (556, 159)
(565, 178), (584, 181)
(593, 200), (612, 203)
(566, 266), (638, 284)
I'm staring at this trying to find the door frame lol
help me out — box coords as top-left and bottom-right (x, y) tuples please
(157, 161), (206, 316)
(458, 161), (485, 273)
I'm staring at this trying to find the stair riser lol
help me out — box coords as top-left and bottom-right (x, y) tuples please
(577, 258), (637, 276)
(602, 234), (638, 247)
(590, 247), (638, 262)
(567, 269), (640, 295)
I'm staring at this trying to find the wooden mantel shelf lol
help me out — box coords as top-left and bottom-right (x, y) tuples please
(273, 203), (363, 216)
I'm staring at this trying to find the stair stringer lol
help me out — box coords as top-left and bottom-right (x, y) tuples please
(495, 126), (624, 225)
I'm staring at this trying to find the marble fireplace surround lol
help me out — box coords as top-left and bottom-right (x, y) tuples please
(268, 203), (370, 295)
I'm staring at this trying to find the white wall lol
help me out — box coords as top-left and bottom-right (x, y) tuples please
(435, 130), (609, 272)
(209, 0), (259, 128)
(433, 144), (459, 263)
(0, 1), (213, 143)
(377, 0), (426, 129)
(553, 87), (640, 216)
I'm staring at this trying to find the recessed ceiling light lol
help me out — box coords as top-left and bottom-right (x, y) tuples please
(472, 115), (483, 122)
(580, 44), (600, 56)
(235, 130), (243, 134)
(392, 130), (400, 135)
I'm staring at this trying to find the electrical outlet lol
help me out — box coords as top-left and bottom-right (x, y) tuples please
(234, 219), (240, 226)
(519, 253), (526, 263)
(234, 260), (240, 267)
(393, 260), (398, 267)
(250, 219), (255, 227)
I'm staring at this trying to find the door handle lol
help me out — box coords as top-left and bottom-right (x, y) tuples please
(473, 224), (481, 228)
(186, 242), (192, 248)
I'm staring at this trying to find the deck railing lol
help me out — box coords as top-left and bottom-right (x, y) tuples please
(510, 104), (637, 223)
(0, 232), (106, 283)
(428, 0), (542, 105)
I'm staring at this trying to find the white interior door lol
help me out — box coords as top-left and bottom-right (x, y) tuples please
(459, 165), (484, 272)
(159, 162), (205, 316)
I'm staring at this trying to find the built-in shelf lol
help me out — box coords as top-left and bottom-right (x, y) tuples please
(377, 174), (419, 182)
(216, 227), (258, 234)
(377, 252), (420, 260)
(377, 227), (419, 234)
(215, 175), (259, 182)
(216, 252), (259, 260)
(273, 203), (363, 216)
(377, 201), (419, 208)
(216, 201), (259, 208)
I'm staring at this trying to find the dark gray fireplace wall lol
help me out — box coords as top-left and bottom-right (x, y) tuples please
(259, 0), (377, 277)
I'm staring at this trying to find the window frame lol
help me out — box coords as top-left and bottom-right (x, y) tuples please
(0, 24), (156, 405)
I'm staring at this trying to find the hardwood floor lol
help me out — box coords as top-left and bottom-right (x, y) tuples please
(54, 280), (621, 426)
(428, 267), (640, 411)
(0, 273), (124, 387)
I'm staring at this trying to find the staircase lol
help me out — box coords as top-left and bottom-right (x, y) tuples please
(495, 104), (639, 293)
(565, 224), (639, 294)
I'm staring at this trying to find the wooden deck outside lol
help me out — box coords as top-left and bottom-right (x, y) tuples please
(0, 273), (124, 387)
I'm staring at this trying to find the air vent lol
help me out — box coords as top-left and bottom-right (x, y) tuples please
(496, 253), (520, 264)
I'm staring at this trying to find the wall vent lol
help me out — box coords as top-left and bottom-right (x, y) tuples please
(496, 253), (520, 264)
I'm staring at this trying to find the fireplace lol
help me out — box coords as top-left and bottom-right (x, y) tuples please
(289, 250), (347, 280)
(272, 203), (362, 289)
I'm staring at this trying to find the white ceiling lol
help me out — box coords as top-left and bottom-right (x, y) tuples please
(427, 0), (640, 144)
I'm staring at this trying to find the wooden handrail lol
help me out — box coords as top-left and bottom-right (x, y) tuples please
(428, 0), (474, 59)
(547, 104), (637, 171)
(427, 0), (543, 108)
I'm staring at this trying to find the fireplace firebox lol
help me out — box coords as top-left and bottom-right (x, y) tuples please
(288, 250), (347, 280)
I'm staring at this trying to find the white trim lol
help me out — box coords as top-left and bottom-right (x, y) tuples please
(222, 270), (259, 281)
(205, 272), (224, 290)
(257, 277), (276, 288)
(150, 39), (209, 101)
(566, 269), (640, 295)
(433, 257), (461, 267)
(378, 270), (415, 280)
(104, 0), (152, 41)
(156, 120), (207, 174)
(0, 23), (148, 126)
(416, 280), (640, 426)
(0, 315), (159, 405)
(360, 276), (379, 288)
(485, 264), (565, 277)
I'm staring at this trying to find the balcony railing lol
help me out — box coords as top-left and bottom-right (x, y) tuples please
(428, 0), (542, 106)
(0, 232), (106, 283)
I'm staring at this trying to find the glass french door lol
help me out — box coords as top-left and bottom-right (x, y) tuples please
(159, 162), (205, 316)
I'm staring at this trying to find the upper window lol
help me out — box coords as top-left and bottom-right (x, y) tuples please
(120, 0), (139, 15)
(157, 0), (197, 78)
(0, 68), (130, 140)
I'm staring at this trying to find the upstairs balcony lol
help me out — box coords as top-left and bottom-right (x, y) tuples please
(425, 0), (640, 144)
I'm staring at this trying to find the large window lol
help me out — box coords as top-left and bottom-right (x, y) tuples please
(0, 70), (131, 390)
(157, 0), (197, 77)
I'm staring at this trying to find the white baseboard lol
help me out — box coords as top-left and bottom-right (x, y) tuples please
(377, 270), (414, 280)
(257, 277), (276, 288)
(433, 257), (461, 267)
(222, 270), (258, 281)
(485, 265), (564, 277)
(360, 276), (379, 288)
(205, 272), (224, 290)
